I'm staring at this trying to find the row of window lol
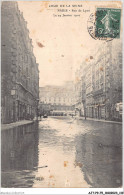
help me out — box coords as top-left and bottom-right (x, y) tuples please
(40, 97), (73, 102)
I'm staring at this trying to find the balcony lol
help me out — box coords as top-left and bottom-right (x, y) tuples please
(93, 89), (103, 97)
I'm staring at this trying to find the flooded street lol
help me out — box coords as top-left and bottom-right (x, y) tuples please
(1, 117), (122, 188)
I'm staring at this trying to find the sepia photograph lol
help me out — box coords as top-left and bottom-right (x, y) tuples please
(1, 0), (123, 192)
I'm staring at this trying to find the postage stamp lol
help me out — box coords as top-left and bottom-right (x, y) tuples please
(95, 8), (121, 38)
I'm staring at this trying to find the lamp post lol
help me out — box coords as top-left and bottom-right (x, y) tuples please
(36, 98), (39, 121)
(11, 89), (16, 122)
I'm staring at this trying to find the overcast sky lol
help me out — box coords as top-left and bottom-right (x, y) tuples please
(18, 1), (122, 87)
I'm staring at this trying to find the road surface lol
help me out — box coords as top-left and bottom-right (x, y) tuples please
(1, 117), (122, 188)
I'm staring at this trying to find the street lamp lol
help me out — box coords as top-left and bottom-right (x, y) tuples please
(36, 98), (39, 120)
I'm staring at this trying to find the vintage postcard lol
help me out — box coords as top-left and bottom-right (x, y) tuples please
(1, 0), (123, 193)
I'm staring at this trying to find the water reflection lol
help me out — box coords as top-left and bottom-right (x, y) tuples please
(75, 128), (122, 188)
(1, 118), (122, 188)
(32, 119), (89, 188)
(1, 122), (39, 188)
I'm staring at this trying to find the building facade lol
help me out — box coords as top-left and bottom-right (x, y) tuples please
(75, 41), (122, 121)
(39, 82), (75, 116)
(1, 2), (39, 124)
(75, 68), (83, 116)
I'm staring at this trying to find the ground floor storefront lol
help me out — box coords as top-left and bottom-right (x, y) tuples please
(86, 104), (122, 121)
(1, 95), (38, 124)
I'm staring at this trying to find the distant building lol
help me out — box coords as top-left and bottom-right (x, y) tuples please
(1, 2), (39, 124)
(39, 82), (75, 116)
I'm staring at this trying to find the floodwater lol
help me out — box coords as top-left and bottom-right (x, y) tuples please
(1, 117), (122, 188)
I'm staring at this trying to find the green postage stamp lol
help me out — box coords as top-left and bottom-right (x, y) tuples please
(95, 8), (121, 38)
